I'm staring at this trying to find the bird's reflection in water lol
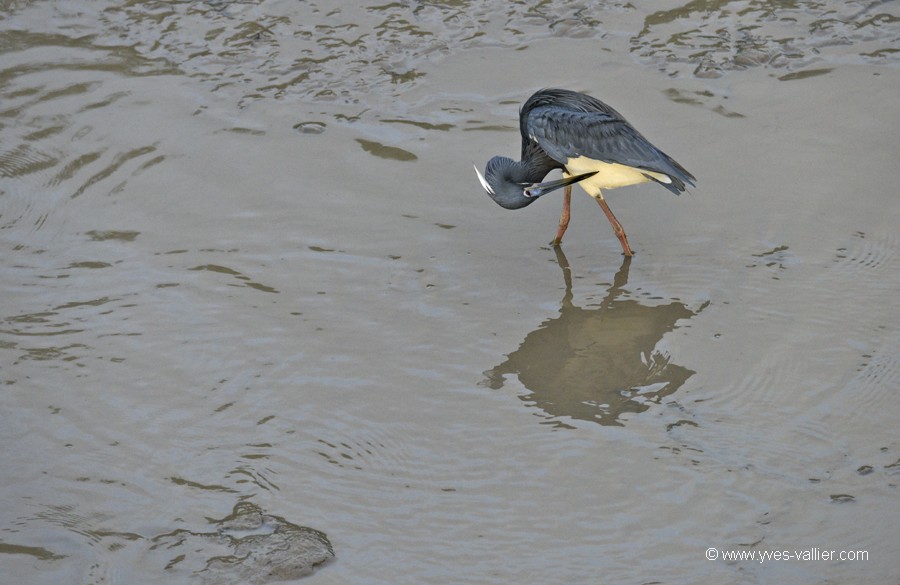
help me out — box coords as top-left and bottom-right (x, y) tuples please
(484, 248), (702, 428)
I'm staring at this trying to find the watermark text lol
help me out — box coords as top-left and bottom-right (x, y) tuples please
(705, 547), (868, 563)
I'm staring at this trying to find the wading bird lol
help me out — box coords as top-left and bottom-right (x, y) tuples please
(475, 88), (695, 256)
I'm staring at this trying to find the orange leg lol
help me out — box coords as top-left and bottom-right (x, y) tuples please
(551, 185), (572, 246)
(596, 193), (633, 256)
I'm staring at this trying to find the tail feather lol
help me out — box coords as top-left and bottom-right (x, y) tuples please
(645, 157), (695, 195)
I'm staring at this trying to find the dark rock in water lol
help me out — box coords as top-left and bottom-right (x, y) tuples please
(153, 502), (334, 583)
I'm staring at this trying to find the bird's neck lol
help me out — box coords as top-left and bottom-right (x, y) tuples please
(521, 142), (562, 182)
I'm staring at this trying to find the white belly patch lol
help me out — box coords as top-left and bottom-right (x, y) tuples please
(565, 156), (670, 196)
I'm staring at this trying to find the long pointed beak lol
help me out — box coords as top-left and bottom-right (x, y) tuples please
(524, 171), (598, 198)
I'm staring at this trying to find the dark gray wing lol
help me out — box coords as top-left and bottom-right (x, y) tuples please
(526, 106), (695, 193)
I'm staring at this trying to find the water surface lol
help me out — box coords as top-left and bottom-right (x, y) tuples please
(2, 1), (899, 583)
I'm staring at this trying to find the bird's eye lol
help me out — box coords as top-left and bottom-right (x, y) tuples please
(523, 183), (541, 198)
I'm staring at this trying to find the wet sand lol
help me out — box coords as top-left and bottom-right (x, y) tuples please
(2, 1), (899, 583)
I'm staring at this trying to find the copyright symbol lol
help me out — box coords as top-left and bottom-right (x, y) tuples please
(706, 547), (718, 560)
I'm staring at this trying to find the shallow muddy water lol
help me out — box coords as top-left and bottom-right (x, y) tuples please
(2, 1), (899, 584)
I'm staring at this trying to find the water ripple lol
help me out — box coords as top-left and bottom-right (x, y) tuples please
(633, 0), (900, 78)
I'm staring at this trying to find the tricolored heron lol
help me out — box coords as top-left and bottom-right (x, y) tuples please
(475, 88), (695, 256)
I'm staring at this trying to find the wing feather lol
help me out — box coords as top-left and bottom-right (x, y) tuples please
(526, 106), (695, 192)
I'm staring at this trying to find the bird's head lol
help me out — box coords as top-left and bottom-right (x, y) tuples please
(475, 157), (597, 210)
